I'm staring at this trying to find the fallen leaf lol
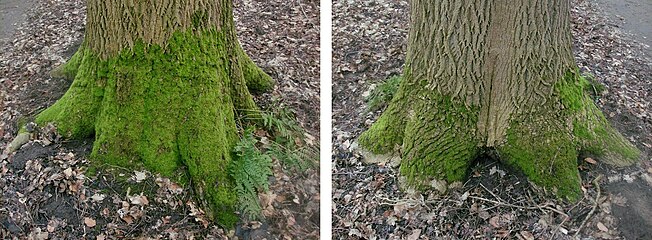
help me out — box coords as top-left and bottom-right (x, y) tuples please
(91, 193), (106, 202)
(597, 222), (608, 232)
(584, 157), (597, 164)
(134, 171), (147, 182)
(489, 215), (500, 228)
(63, 167), (73, 177)
(407, 229), (421, 240)
(84, 217), (96, 228)
(122, 215), (134, 224)
(130, 194), (149, 206)
(96, 234), (106, 240)
(287, 216), (296, 226)
(520, 230), (534, 240)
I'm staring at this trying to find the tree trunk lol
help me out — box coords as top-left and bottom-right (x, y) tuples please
(359, 0), (639, 200)
(37, 0), (273, 226)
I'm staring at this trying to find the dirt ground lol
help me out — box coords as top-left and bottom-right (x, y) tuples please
(596, 0), (652, 55)
(333, 0), (652, 239)
(0, 0), (319, 239)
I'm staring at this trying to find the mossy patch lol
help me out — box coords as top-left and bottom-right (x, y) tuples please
(499, 113), (582, 201)
(556, 70), (640, 166)
(399, 94), (480, 188)
(35, 28), (274, 228)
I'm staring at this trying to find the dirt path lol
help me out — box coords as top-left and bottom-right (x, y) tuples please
(0, 0), (35, 44)
(590, 1), (652, 239)
(596, 0), (652, 54)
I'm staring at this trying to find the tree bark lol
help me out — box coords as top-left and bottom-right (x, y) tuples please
(36, 0), (273, 226)
(360, 0), (639, 200)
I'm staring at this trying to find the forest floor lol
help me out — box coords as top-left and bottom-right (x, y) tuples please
(0, 0), (319, 239)
(333, 0), (652, 239)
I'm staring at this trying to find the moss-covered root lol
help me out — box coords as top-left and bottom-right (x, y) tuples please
(358, 81), (416, 155)
(38, 29), (255, 227)
(498, 113), (582, 201)
(36, 49), (103, 138)
(49, 48), (85, 80)
(236, 46), (274, 92)
(571, 89), (640, 166)
(358, 106), (406, 154)
(398, 96), (480, 189)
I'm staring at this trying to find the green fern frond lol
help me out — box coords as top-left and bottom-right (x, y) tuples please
(230, 130), (273, 220)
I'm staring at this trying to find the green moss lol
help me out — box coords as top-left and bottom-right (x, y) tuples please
(358, 109), (406, 154)
(36, 49), (104, 138)
(499, 114), (582, 201)
(237, 47), (274, 92)
(50, 49), (84, 80)
(35, 28), (268, 228)
(359, 73), (411, 154)
(556, 70), (640, 166)
(399, 95), (479, 187)
(497, 70), (639, 201)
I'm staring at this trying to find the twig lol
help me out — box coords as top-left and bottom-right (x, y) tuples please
(480, 183), (504, 202)
(573, 175), (602, 238)
(468, 196), (568, 217)
(551, 215), (570, 239)
(332, 170), (371, 176)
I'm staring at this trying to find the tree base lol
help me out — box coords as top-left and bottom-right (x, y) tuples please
(36, 29), (273, 227)
(360, 72), (640, 201)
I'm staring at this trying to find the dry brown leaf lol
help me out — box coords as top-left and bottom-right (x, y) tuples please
(287, 216), (296, 226)
(520, 230), (535, 240)
(63, 167), (73, 177)
(122, 215), (134, 224)
(597, 222), (609, 232)
(130, 194), (149, 206)
(584, 157), (597, 164)
(84, 217), (96, 228)
(407, 229), (421, 240)
(489, 215), (500, 228)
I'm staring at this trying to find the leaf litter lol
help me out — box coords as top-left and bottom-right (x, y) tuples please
(333, 0), (651, 239)
(0, 0), (320, 239)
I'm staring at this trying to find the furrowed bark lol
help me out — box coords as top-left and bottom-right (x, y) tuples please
(360, 0), (639, 200)
(36, 0), (273, 226)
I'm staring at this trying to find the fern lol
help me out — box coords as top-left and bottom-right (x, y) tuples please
(243, 103), (318, 171)
(230, 130), (273, 220)
(268, 141), (317, 171)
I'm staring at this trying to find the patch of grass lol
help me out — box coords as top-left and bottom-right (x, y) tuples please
(366, 75), (402, 111)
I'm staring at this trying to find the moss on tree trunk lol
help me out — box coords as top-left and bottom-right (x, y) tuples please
(35, 0), (272, 227)
(360, 0), (640, 201)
